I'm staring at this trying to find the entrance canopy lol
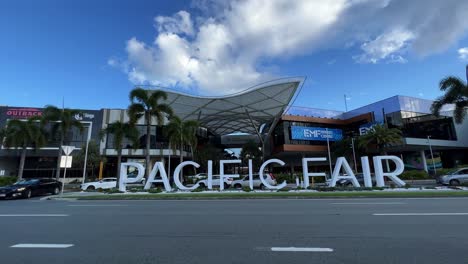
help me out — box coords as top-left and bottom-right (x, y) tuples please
(161, 78), (304, 135)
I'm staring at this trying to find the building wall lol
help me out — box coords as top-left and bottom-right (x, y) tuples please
(0, 157), (17, 177)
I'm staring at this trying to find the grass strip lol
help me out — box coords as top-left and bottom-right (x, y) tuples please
(66, 190), (468, 200)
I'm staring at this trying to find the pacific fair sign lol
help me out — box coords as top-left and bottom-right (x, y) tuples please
(118, 156), (406, 192)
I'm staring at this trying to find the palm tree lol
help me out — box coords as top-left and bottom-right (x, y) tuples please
(128, 88), (173, 177)
(42, 106), (84, 179)
(165, 116), (199, 181)
(331, 137), (364, 169)
(431, 71), (468, 124)
(240, 140), (262, 171)
(101, 121), (139, 188)
(2, 117), (47, 180)
(359, 124), (402, 155)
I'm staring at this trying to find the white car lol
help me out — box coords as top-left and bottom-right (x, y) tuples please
(186, 173), (207, 181)
(80, 177), (145, 191)
(196, 175), (234, 189)
(81, 178), (117, 191)
(231, 173), (277, 189)
(439, 167), (468, 186)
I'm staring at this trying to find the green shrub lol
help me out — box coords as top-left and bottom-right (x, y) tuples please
(128, 186), (144, 193)
(435, 168), (457, 177)
(148, 187), (163, 193)
(104, 188), (124, 194)
(191, 187), (204, 192)
(274, 173), (295, 184)
(0, 176), (17, 187)
(399, 170), (430, 180)
(242, 186), (251, 192)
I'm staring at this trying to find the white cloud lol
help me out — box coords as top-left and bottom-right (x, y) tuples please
(459, 47), (468, 60)
(354, 29), (414, 63)
(111, 0), (468, 94)
(154, 11), (194, 36)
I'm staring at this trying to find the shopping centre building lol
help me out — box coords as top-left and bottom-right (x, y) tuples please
(1, 77), (467, 178)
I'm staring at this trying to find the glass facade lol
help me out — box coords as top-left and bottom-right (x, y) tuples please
(386, 111), (457, 140)
(106, 125), (168, 149)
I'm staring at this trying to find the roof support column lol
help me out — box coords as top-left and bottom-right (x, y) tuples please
(244, 108), (265, 162)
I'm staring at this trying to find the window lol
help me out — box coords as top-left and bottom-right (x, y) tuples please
(103, 178), (116, 182)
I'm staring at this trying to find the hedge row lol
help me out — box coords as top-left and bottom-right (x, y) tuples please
(0, 176), (17, 187)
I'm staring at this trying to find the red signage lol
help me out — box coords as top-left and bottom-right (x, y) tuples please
(5, 108), (43, 118)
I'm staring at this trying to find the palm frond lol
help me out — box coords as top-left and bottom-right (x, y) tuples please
(129, 88), (149, 104)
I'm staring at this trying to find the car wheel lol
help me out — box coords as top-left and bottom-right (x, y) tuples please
(260, 184), (267, 190)
(224, 183), (229, 189)
(449, 179), (460, 186)
(346, 183), (353, 187)
(86, 186), (96, 191)
(198, 183), (206, 188)
(24, 190), (32, 199)
(53, 187), (60, 195)
(234, 184), (242, 189)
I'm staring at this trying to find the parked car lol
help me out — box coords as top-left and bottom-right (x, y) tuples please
(81, 177), (145, 191)
(196, 175), (233, 189)
(231, 173), (277, 189)
(0, 178), (62, 199)
(187, 173), (207, 181)
(335, 173), (376, 187)
(438, 168), (468, 186)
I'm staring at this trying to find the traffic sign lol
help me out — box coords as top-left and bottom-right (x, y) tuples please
(61, 146), (75, 156)
(60, 156), (73, 168)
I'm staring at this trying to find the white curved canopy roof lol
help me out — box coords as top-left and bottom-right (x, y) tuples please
(157, 78), (304, 135)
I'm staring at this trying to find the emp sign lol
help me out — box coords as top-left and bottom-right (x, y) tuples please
(118, 156), (406, 192)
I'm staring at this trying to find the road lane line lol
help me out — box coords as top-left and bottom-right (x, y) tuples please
(373, 213), (468, 216)
(0, 214), (69, 217)
(332, 202), (406, 205)
(11, 244), (74, 248)
(271, 247), (333, 252)
(67, 204), (127, 207)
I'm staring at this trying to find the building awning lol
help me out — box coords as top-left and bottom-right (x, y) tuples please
(159, 78), (304, 135)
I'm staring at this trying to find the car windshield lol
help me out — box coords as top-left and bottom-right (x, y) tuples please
(13, 179), (39, 185)
(447, 169), (461, 175)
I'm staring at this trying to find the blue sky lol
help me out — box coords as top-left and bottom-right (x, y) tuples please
(1, 0), (467, 112)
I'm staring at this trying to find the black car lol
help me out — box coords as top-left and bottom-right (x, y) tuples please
(0, 178), (62, 199)
(336, 173), (376, 187)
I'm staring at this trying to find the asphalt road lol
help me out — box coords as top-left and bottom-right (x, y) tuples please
(1, 198), (468, 264)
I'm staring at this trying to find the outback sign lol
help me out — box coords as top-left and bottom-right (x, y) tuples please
(118, 155), (406, 192)
(5, 108), (43, 118)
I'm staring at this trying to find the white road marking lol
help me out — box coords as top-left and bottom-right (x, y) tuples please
(332, 202), (406, 205)
(270, 247), (333, 252)
(0, 214), (68, 217)
(373, 213), (468, 216)
(11, 244), (74, 248)
(67, 204), (127, 207)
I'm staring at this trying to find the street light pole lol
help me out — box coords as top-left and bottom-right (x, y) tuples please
(351, 137), (358, 174)
(326, 128), (333, 178)
(81, 122), (92, 185)
(427, 136), (437, 174)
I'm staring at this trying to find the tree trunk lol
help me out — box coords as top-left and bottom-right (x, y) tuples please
(145, 114), (151, 179)
(55, 134), (64, 180)
(18, 147), (27, 180)
(116, 149), (122, 190)
(190, 145), (196, 175)
(180, 144), (184, 183)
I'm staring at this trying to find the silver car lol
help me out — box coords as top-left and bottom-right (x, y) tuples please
(439, 168), (468, 186)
